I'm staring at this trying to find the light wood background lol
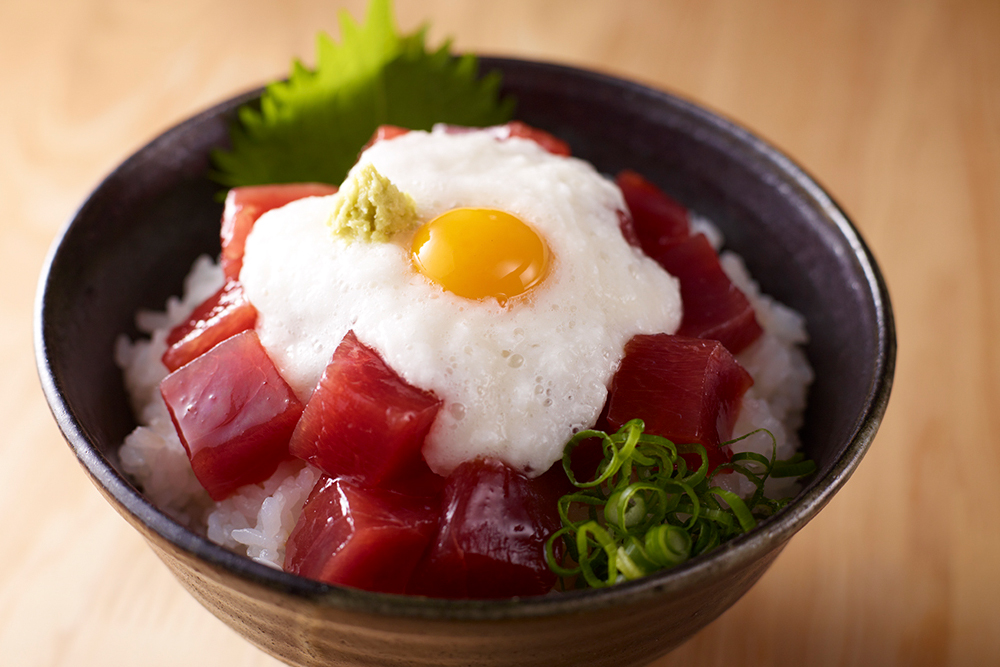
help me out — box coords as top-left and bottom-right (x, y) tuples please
(3, 0), (998, 665)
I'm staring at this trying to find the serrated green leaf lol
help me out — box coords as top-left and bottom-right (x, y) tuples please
(210, 0), (514, 188)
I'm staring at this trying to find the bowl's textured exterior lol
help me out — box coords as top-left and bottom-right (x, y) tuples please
(36, 58), (895, 666)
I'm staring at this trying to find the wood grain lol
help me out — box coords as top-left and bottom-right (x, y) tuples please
(3, 0), (998, 665)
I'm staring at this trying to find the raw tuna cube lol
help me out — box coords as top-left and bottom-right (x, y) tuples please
(653, 234), (763, 354)
(361, 124), (410, 152)
(437, 121), (571, 156)
(604, 334), (753, 473)
(616, 170), (690, 251)
(615, 208), (642, 249)
(284, 476), (439, 594)
(503, 121), (572, 156)
(288, 331), (443, 496)
(616, 170), (762, 353)
(160, 330), (304, 500)
(221, 183), (338, 280)
(408, 458), (562, 599)
(161, 280), (257, 371)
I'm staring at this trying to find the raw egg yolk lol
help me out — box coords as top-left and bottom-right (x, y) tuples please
(411, 208), (549, 305)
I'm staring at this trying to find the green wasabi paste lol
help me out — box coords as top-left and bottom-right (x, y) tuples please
(328, 163), (418, 243)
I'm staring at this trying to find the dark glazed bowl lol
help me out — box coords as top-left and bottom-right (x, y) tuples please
(35, 58), (895, 666)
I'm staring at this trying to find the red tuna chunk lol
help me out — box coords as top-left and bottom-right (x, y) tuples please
(361, 124), (410, 152)
(408, 458), (562, 599)
(289, 331), (443, 496)
(616, 169), (690, 251)
(362, 122), (569, 156)
(284, 476), (439, 594)
(616, 170), (762, 354)
(437, 121), (571, 156)
(654, 234), (763, 354)
(604, 334), (753, 473)
(161, 280), (257, 371)
(221, 183), (339, 280)
(503, 121), (571, 156)
(160, 330), (304, 500)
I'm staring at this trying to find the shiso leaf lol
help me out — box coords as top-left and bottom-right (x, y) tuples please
(210, 0), (515, 188)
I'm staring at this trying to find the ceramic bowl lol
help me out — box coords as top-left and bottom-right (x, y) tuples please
(35, 57), (895, 666)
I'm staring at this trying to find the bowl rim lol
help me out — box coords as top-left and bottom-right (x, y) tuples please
(35, 56), (895, 621)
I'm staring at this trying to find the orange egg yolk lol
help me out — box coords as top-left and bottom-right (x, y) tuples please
(411, 208), (549, 305)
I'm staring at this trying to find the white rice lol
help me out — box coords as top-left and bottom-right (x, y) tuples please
(720, 250), (813, 498)
(114, 255), (320, 568)
(116, 216), (812, 567)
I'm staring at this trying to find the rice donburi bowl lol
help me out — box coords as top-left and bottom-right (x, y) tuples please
(115, 121), (815, 598)
(36, 57), (893, 667)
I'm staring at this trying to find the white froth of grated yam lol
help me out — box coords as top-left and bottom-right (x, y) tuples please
(241, 128), (683, 477)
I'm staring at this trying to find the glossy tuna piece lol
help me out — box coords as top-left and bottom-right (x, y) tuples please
(406, 121), (571, 156)
(288, 331), (444, 496)
(616, 170), (762, 354)
(503, 121), (572, 156)
(361, 124), (411, 152)
(616, 169), (690, 251)
(284, 476), (439, 594)
(160, 330), (304, 500)
(653, 234), (763, 354)
(161, 280), (257, 371)
(604, 334), (753, 473)
(408, 458), (562, 599)
(616, 208), (641, 248)
(221, 183), (339, 280)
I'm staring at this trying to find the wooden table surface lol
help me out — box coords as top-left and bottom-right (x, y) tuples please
(4, 1), (998, 665)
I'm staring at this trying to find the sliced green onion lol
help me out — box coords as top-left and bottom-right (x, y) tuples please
(771, 455), (819, 478)
(707, 487), (757, 532)
(644, 524), (692, 567)
(544, 420), (818, 590)
(576, 521), (619, 588)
